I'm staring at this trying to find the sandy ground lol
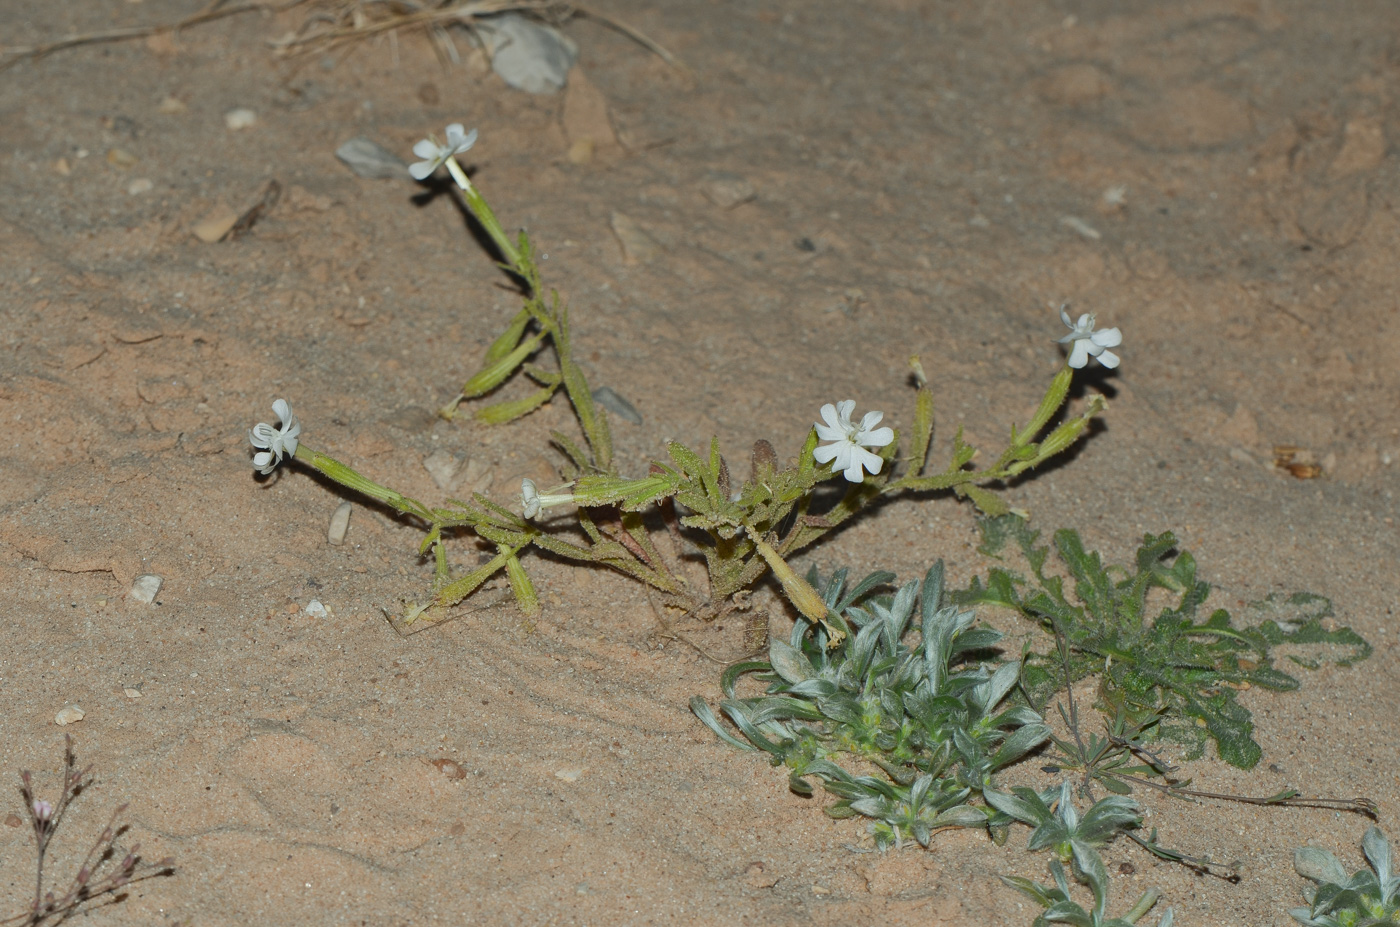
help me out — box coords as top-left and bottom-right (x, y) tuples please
(1, 0), (1398, 924)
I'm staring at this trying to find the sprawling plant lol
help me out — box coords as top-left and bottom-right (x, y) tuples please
(245, 124), (1116, 630)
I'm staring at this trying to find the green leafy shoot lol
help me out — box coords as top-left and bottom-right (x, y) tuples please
(1004, 856), (1173, 927)
(956, 515), (1371, 769)
(1041, 630), (1375, 825)
(690, 562), (1050, 849)
(1292, 827), (1400, 927)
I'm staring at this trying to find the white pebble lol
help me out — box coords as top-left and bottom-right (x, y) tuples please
(1060, 215), (1102, 240)
(130, 574), (163, 604)
(54, 705), (85, 726)
(554, 767), (586, 782)
(127, 178), (153, 195)
(123, 687), (143, 699)
(327, 501), (352, 546)
(305, 600), (328, 619)
(224, 108), (257, 130)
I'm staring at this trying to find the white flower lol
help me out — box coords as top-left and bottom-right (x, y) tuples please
(409, 123), (479, 181)
(249, 399), (301, 474)
(32, 799), (52, 822)
(520, 478), (575, 519)
(1058, 305), (1122, 369)
(812, 400), (895, 483)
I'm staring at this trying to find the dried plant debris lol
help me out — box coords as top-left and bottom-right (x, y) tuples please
(8, 736), (174, 926)
(956, 515), (1370, 769)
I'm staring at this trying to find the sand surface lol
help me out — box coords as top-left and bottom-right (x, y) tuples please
(1, 1), (1398, 924)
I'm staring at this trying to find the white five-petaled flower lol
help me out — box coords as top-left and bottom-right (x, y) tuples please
(1058, 305), (1122, 369)
(249, 399), (301, 475)
(32, 799), (52, 823)
(520, 478), (575, 519)
(409, 123), (479, 181)
(813, 400), (895, 483)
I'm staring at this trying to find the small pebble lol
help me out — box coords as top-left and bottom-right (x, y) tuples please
(1060, 215), (1102, 240)
(224, 108), (257, 130)
(129, 574), (163, 604)
(157, 95), (187, 115)
(54, 705), (85, 726)
(700, 171), (756, 209)
(327, 501), (352, 546)
(123, 687), (143, 699)
(52, 157), (71, 176)
(430, 758), (467, 780)
(3, 813), (20, 827)
(477, 13), (578, 95)
(592, 386), (642, 425)
(610, 212), (661, 264)
(106, 147), (138, 169)
(305, 600), (328, 619)
(554, 767), (586, 782)
(127, 178), (153, 195)
(334, 138), (410, 180)
(423, 450), (465, 492)
(191, 206), (239, 244)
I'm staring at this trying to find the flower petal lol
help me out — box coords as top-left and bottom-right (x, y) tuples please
(1091, 326), (1122, 348)
(858, 425), (894, 448)
(1059, 305), (1074, 329)
(249, 422), (277, 449)
(1067, 340), (1090, 368)
(408, 160), (437, 181)
(851, 446), (884, 478)
(1097, 349), (1120, 368)
(413, 139), (440, 160)
(812, 443), (842, 465)
(834, 400), (856, 425)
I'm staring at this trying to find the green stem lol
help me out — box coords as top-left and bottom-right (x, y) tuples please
(293, 444), (432, 521)
(446, 157), (521, 269)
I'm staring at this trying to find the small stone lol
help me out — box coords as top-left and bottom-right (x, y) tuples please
(157, 95), (187, 114)
(327, 501), (352, 546)
(567, 138), (595, 165)
(554, 767), (586, 782)
(1060, 215), (1101, 240)
(700, 171), (756, 210)
(430, 758), (467, 780)
(191, 205), (239, 244)
(743, 861), (779, 889)
(127, 178), (153, 195)
(3, 813), (20, 827)
(224, 108), (257, 130)
(106, 147), (138, 169)
(54, 705), (85, 726)
(478, 13), (578, 94)
(610, 212), (661, 264)
(123, 687), (143, 699)
(334, 138), (410, 180)
(52, 157), (71, 176)
(129, 574), (163, 604)
(1329, 117), (1386, 179)
(305, 600), (328, 619)
(592, 386), (642, 425)
(423, 450), (465, 492)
